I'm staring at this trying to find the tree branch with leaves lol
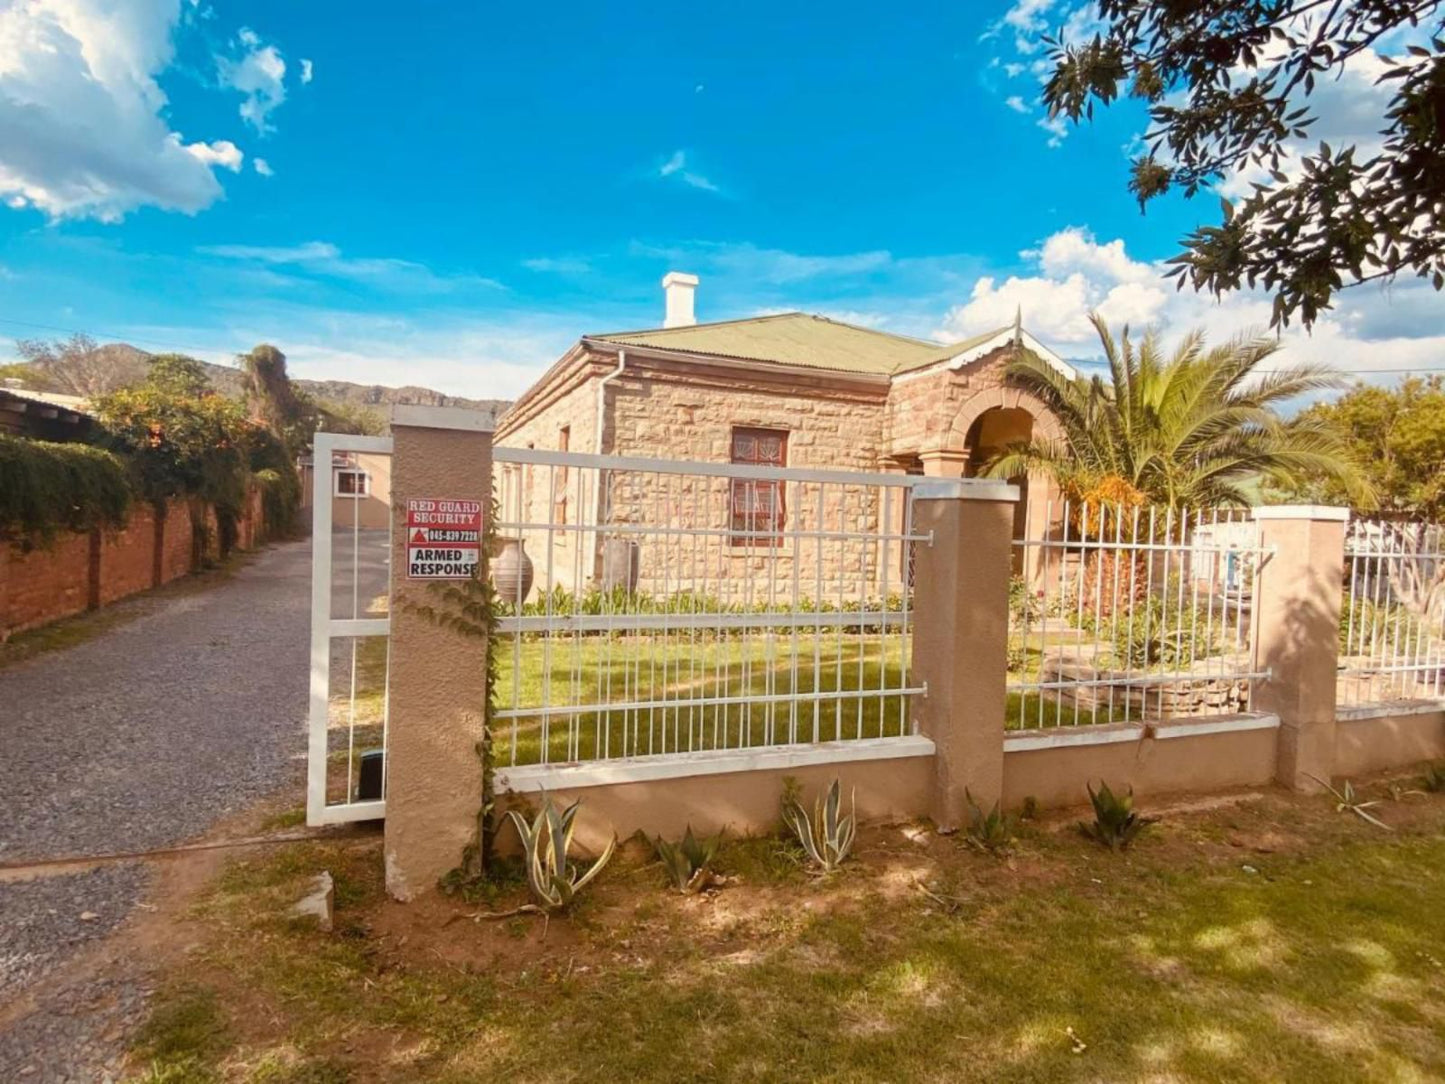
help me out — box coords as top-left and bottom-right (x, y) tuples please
(1043, 0), (1444, 327)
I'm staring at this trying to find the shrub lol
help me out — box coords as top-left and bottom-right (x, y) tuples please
(1008, 575), (1040, 626)
(0, 435), (132, 545)
(1109, 594), (1216, 670)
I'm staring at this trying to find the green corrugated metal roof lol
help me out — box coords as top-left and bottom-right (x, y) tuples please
(588, 312), (1011, 376)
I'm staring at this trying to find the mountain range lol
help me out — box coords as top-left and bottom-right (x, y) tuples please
(4, 342), (512, 420)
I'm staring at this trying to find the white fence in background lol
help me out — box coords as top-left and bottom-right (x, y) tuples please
(307, 432), (394, 825)
(1340, 518), (1445, 707)
(1008, 502), (1268, 731)
(491, 447), (930, 769)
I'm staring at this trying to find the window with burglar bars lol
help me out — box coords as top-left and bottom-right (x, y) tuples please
(1007, 501), (1266, 731)
(1339, 518), (1445, 707)
(729, 427), (787, 544)
(491, 446), (926, 769)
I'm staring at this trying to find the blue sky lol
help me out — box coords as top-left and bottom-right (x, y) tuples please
(0, 0), (1438, 398)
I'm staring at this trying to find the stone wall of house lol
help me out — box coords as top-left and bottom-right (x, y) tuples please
(601, 358), (905, 601)
(884, 352), (1024, 461)
(493, 360), (601, 596)
(488, 345), (1068, 604)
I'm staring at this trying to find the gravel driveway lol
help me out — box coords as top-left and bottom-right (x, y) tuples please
(0, 536), (329, 1081)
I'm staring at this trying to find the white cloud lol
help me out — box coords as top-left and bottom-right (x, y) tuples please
(0, 0), (247, 221)
(187, 140), (243, 172)
(989, 0), (1055, 53)
(299, 58), (313, 84)
(253, 157), (274, 177)
(658, 150), (721, 193)
(985, 2), (1101, 144)
(631, 240), (892, 285)
(218, 27), (287, 134)
(1037, 113), (1069, 148)
(523, 256), (590, 274)
(199, 239), (504, 291)
(938, 226), (1445, 384)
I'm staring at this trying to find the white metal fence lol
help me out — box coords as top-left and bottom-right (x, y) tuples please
(307, 432), (393, 825)
(1008, 501), (1268, 730)
(1340, 518), (1445, 707)
(492, 448), (930, 768)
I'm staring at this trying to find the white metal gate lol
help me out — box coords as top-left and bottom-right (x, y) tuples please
(307, 431), (394, 825)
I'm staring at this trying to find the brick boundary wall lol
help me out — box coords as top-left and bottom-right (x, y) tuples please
(0, 490), (267, 639)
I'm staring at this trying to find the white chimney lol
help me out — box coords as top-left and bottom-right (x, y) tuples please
(662, 271), (699, 328)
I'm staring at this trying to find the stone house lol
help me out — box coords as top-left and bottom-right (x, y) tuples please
(494, 273), (1074, 597)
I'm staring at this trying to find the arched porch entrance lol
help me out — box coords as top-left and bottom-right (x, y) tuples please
(909, 387), (1065, 580)
(961, 406), (1034, 553)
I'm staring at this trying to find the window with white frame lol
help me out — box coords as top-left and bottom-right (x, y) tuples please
(334, 468), (370, 497)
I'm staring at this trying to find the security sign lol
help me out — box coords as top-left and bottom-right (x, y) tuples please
(406, 498), (482, 579)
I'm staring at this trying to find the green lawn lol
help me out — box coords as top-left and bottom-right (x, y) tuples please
(491, 633), (913, 765)
(334, 630), (1201, 761)
(132, 781), (1445, 1083)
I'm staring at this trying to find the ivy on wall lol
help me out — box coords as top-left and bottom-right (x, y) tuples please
(0, 435), (133, 545)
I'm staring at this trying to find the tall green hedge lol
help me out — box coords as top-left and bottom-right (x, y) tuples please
(0, 434), (133, 544)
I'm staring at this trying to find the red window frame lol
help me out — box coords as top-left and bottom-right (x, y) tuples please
(729, 427), (787, 545)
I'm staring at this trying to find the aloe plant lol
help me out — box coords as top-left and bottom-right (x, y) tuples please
(506, 796), (616, 912)
(964, 789), (1015, 854)
(1079, 781), (1155, 851)
(783, 778), (857, 872)
(655, 826), (722, 893)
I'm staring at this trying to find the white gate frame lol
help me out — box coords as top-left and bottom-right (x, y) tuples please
(307, 431), (394, 825)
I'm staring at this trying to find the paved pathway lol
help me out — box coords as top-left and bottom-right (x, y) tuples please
(0, 537), (318, 1082)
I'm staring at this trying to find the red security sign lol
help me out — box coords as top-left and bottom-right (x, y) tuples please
(406, 498), (482, 579)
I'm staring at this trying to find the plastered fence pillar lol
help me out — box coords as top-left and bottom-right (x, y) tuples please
(1251, 505), (1349, 792)
(385, 405), (495, 901)
(910, 478), (1019, 828)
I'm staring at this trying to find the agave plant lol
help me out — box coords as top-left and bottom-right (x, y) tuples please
(783, 778), (857, 873)
(1307, 775), (1392, 830)
(1079, 781), (1156, 851)
(655, 826), (722, 893)
(963, 789), (1016, 855)
(506, 796), (616, 912)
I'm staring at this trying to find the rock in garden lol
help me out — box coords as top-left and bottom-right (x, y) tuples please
(290, 871), (334, 932)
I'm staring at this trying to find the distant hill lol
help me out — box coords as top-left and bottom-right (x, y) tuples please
(2, 343), (511, 421)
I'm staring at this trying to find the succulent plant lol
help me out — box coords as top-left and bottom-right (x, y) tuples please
(655, 826), (722, 893)
(507, 796), (615, 912)
(1079, 781), (1156, 851)
(783, 778), (856, 872)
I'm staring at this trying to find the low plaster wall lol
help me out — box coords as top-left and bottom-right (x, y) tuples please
(494, 740), (935, 852)
(1002, 715), (1281, 810)
(1334, 702), (1445, 778)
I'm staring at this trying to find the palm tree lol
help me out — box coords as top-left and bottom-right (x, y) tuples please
(982, 314), (1365, 509)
